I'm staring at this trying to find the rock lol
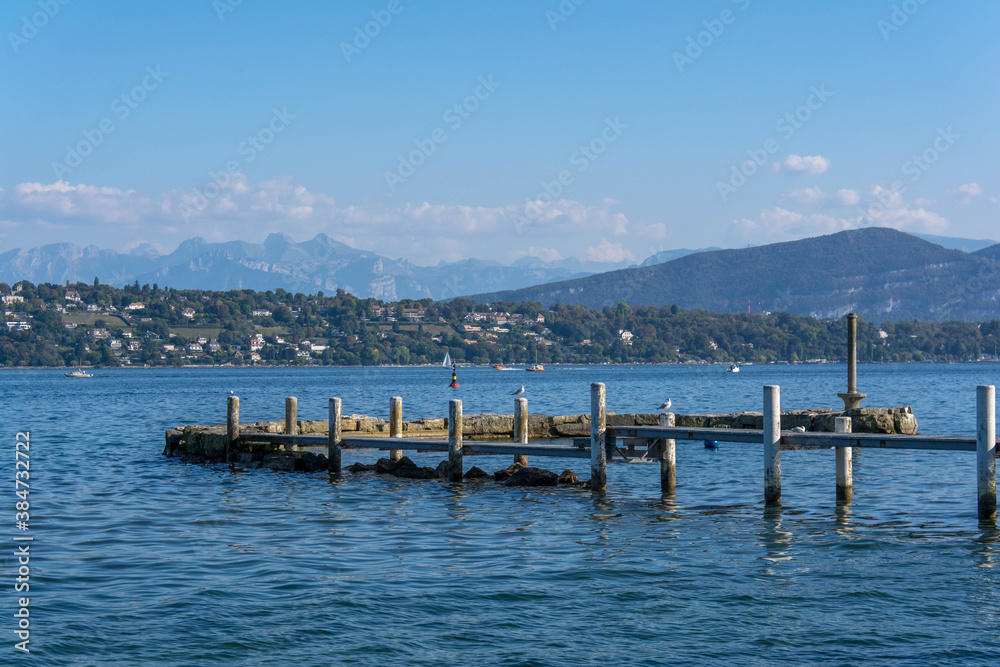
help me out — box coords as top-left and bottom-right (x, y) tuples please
(634, 413), (661, 426)
(394, 458), (434, 480)
(163, 429), (183, 457)
(434, 460), (450, 479)
(237, 452), (261, 467)
(894, 410), (919, 435)
(298, 420), (328, 435)
(504, 467), (559, 487)
(558, 469), (580, 484)
(374, 458), (397, 474)
(464, 466), (489, 479)
(348, 462), (374, 473)
(494, 462), (524, 482)
(262, 452), (300, 472)
(463, 414), (515, 436)
(299, 452), (328, 472)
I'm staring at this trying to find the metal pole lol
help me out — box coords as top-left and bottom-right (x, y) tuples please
(763, 385), (781, 506)
(514, 397), (529, 467)
(328, 397), (342, 475)
(847, 313), (858, 394)
(448, 399), (463, 482)
(659, 411), (676, 492)
(835, 416), (852, 502)
(389, 396), (403, 462)
(590, 383), (607, 490)
(226, 395), (239, 463)
(977, 385), (996, 522)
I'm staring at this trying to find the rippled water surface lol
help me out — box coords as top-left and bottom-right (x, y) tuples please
(5, 363), (1000, 665)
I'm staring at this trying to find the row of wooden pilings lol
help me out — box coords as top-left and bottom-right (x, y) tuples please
(224, 383), (998, 522)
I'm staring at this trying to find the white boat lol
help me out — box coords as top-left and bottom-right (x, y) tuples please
(442, 352), (452, 367)
(65, 369), (93, 378)
(727, 364), (740, 373)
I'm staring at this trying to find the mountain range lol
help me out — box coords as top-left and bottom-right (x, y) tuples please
(0, 233), (639, 301)
(469, 228), (1000, 323)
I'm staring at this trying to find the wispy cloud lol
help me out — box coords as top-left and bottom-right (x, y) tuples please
(586, 239), (635, 263)
(0, 178), (635, 265)
(772, 154), (831, 175)
(949, 182), (983, 204)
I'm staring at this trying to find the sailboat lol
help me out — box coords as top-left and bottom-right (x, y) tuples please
(442, 351), (452, 367)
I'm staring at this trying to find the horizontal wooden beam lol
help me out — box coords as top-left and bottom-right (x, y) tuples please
(608, 425), (979, 452)
(240, 433), (591, 459)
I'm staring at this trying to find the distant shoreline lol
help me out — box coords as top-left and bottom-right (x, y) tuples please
(4, 359), (999, 371)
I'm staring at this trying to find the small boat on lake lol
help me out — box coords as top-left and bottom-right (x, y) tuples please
(525, 364), (544, 372)
(65, 369), (93, 378)
(492, 364), (507, 370)
(727, 363), (741, 373)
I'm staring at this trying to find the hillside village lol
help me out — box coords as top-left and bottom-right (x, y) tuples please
(1, 279), (998, 368)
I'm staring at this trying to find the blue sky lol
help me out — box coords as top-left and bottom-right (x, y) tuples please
(1, 0), (997, 265)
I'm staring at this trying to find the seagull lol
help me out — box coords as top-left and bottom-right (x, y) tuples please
(230, 390), (235, 395)
(658, 398), (672, 412)
(511, 386), (526, 397)
(791, 426), (806, 433)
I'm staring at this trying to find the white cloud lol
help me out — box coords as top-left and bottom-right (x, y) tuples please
(782, 187), (826, 204)
(780, 187), (858, 207)
(0, 178), (635, 265)
(586, 239), (635, 263)
(857, 185), (950, 233)
(772, 154), (831, 175)
(949, 182), (983, 204)
(832, 188), (860, 206)
(734, 206), (858, 238)
(914, 197), (936, 206)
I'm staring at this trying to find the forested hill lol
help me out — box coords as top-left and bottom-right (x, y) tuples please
(468, 228), (1000, 322)
(976, 244), (1000, 262)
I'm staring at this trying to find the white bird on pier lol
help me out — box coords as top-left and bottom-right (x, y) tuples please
(658, 398), (672, 412)
(791, 426), (806, 433)
(511, 386), (526, 397)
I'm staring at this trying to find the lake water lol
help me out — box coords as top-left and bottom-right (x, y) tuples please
(5, 362), (1000, 665)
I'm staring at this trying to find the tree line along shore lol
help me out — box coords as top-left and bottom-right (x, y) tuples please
(1, 280), (998, 368)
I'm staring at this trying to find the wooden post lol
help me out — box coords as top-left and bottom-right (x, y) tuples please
(448, 399), (463, 482)
(835, 416), (852, 502)
(328, 397), (342, 475)
(226, 395), (239, 463)
(514, 397), (529, 467)
(763, 385), (781, 506)
(389, 396), (403, 462)
(285, 396), (297, 435)
(590, 382), (607, 490)
(285, 396), (298, 450)
(659, 412), (676, 492)
(977, 385), (996, 522)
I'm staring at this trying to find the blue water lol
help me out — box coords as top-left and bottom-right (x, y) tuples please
(5, 363), (1000, 665)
